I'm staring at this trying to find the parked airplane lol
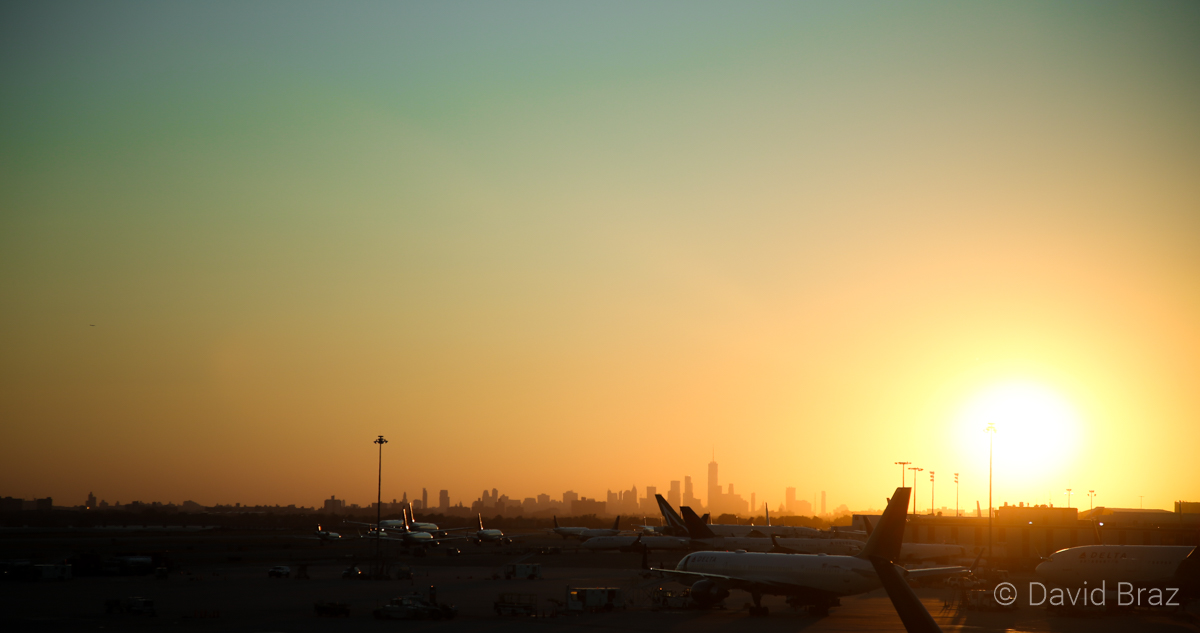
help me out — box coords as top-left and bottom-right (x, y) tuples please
(655, 494), (822, 538)
(860, 516), (968, 563)
(472, 514), (525, 545)
(652, 487), (966, 619)
(363, 510), (466, 548)
(1036, 543), (1198, 590)
(580, 534), (695, 551)
(680, 506), (863, 555)
(348, 504), (457, 537)
(551, 516), (622, 541)
(295, 525), (344, 544)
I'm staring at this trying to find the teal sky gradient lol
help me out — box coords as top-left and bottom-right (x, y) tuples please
(2, 2), (1198, 511)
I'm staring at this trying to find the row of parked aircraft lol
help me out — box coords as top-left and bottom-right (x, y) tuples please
(657, 487), (1198, 627)
(303, 507), (520, 547)
(305, 486), (1196, 631)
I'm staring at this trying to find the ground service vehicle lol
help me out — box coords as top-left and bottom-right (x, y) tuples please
(494, 593), (538, 616)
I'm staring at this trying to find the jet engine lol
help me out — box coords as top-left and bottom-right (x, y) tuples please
(689, 579), (729, 607)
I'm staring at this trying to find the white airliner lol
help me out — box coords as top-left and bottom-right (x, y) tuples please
(679, 505), (864, 555)
(349, 505), (451, 536)
(860, 516), (968, 563)
(1036, 544), (1198, 587)
(652, 487), (968, 618)
(656, 494), (822, 538)
(296, 525), (343, 544)
(472, 514), (525, 545)
(551, 516), (622, 541)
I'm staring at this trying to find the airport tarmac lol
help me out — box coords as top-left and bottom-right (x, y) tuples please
(2, 529), (1197, 632)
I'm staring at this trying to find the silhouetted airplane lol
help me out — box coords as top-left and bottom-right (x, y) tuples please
(654, 494), (823, 538)
(652, 487), (963, 626)
(295, 525), (343, 544)
(472, 514), (527, 545)
(859, 515), (967, 563)
(550, 516), (622, 541)
(679, 506), (863, 555)
(1036, 542), (1198, 595)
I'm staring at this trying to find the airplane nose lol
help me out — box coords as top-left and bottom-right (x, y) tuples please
(1034, 560), (1049, 577)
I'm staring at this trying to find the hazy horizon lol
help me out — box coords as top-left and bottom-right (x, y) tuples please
(2, 1), (1198, 513)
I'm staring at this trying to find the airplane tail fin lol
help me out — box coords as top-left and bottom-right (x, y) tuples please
(701, 513), (710, 524)
(655, 494), (689, 537)
(857, 488), (909, 563)
(613, 516), (620, 531)
(859, 488), (941, 633)
(478, 513), (484, 530)
(553, 516), (559, 528)
(765, 504), (771, 526)
(862, 515), (873, 536)
(681, 506), (717, 539)
(1175, 545), (1200, 580)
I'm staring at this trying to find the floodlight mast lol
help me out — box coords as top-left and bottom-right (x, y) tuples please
(374, 435), (388, 562)
(985, 422), (996, 566)
(902, 465), (921, 513)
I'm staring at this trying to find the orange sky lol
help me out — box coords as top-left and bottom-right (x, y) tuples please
(2, 2), (1198, 513)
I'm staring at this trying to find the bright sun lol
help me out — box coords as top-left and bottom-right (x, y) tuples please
(954, 381), (1082, 498)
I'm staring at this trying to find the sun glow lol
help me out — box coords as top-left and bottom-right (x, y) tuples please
(954, 381), (1083, 496)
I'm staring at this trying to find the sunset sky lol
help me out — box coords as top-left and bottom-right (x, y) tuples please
(2, 1), (1197, 513)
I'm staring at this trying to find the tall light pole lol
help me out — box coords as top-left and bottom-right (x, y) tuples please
(908, 467), (923, 515)
(985, 422), (996, 565)
(1064, 488), (1073, 508)
(930, 471), (935, 515)
(954, 473), (960, 517)
(895, 462), (911, 487)
(1088, 490), (1096, 511)
(374, 435), (388, 563)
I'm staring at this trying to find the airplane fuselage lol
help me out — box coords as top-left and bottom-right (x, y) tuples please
(581, 535), (693, 550)
(676, 551), (881, 597)
(1036, 545), (1195, 586)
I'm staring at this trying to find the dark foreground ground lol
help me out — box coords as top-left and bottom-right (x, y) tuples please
(2, 527), (1197, 632)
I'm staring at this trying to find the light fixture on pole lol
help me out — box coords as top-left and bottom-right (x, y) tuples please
(929, 471), (935, 515)
(908, 467), (923, 515)
(895, 461), (911, 487)
(1064, 488), (1073, 508)
(1087, 490), (1096, 511)
(985, 422), (996, 566)
(954, 473), (960, 517)
(374, 435), (388, 563)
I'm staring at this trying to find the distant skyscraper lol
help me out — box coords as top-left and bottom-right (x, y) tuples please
(438, 490), (449, 511)
(563, 490), (579, 506)
(785, 487), (797, 514)
(668, 480), (681, 509)
(422, 488), (428, 510)
(751, 492), (756, 514)
(683, 476), (697, 508)
(643, 485), (658, 514)
(86, 492), (96, 509)
(707, 459), (719, 513)
(821, 491), (826, 515)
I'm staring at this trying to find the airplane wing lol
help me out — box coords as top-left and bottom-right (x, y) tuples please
(902, 566), (971, 580)
(650, 567), (822, 597)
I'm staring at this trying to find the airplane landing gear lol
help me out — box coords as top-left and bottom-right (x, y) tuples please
(748, 593), (769, 617)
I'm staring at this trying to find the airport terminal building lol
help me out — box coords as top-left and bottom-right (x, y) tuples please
(854, 503), (1200, 570)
